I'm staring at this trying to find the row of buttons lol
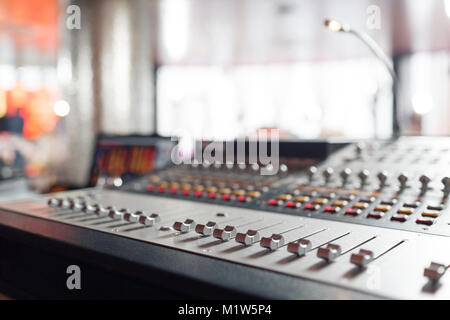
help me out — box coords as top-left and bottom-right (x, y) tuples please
(267, 193), (446, 226)
(147, 183), (263, 203)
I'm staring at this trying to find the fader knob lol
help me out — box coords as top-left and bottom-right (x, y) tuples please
(317, 244), (342, 262)
(424, 262), (447, 284)
(355, 143), (365, 158)
(377, 171), (389, 188)
(358, 169), (370, 186)
(419, 175), (431, 192)
(173, 219), (196, 233)
(350, 249), (374, 268)
(195, 221), (218, 236)
(442, 177), (450, 198)
(340, 168), (352, 186)
(260, 234), (285, 251)
(235, 230), (261, 246)
(322, 168), (334, 184)
(306, 166), (317, 182)
(213, 225), (237, 241)
(398, 173), (409, 189)
(287, 239), (312, 256)
(138, 213), (160, 226)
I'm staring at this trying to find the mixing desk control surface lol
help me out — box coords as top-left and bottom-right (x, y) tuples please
(1, 136), (449, 299)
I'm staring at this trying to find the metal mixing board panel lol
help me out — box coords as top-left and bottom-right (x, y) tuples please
(2, 189), (450, 299)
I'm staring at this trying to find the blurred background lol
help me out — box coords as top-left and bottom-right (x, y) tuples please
(0, 0), (448, 194)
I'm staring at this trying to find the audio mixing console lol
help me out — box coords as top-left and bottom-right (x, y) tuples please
(0, 136), (449, 299)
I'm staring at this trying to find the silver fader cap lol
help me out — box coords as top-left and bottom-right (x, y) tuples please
(138, 213), (160, 226)
(123, 211), (143, 222)
(98, 205), (114, 217)
(350, 249), (374, 268)
(213, 225), (237, 241)
(195, 221), (218, 236)
(287, 239), (312, 256)
(173, 219), (196, 233)
(235, 230), (261, 246)
(260, 234), (285, 251)
(85, 203), (100, 214)
(109, 208), (128, 219)
(317, 244), (342, 262)
(424, 262), (447, 283)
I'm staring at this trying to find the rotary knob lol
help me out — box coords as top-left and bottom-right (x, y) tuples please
(173, 219), (196, 233)
(442, 177), (450, 198)
(340, 168), (352, 186)
(358, 169), (370, 187)
(260, 234), (285, 251)
(419, 175), (431, 193)
(287, 239), (312, 256)
(195, 221), (218, 236)
(322, 167), (334, 184)
(377, 171), (389, 188)
(306, 166), (317, 183)
(213, 225), (237, 241)
(355, 143), (365, 158)
(235, 230), (261, 246)
(317, 244), (342, 262)
(398, 173), (409, 190)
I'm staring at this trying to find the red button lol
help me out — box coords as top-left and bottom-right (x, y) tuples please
(367, 211), (384, 219)
(285, 201), (298, 208)
(157, 187), (166, 193)
(194, 191), (203, 197)
(305, 203), (319, 211)
(222, 194), (231, 201)
(324, 206), (340, 214)
(268, 199), (278, 206)
(170, 188), (178, 194)
(182, 190), (191, 196)
(146, 185), (155, 192)
(345, 208), (361, 216)
(237, 195), (246, 202)
(391, 214), (408, 222)
(208, 192), (216, 199)
(416, 218), (434, 226)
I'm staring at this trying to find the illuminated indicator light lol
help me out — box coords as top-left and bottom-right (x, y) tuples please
(353, 202), (369, 209)
(313, 198), (328, 205)
(304, 203), (319, 211)
(345, 208), (361, 216)
(285, 201), (299, 208)
(397, 208), (414, 215)
(237, 196), (246, 202)
(182, 190), (191, 196)
(222, 194), (231, 201)
(169, 188), (178, 194)
(157, 187), (166, 193)
(324, 206), (340, 213)
(278, 194), (292, 201)
(294, 196), (310, 203)
(268, 199), (278, 206)
(332, 200), (348, 207)
(146, 185), (155, 192)
(233, 189), (246, 196)
(208, 192), (216, 199)
(422, 211), (439, 218)
(194, 191), (203, 197)
(374, 205), (391, 212)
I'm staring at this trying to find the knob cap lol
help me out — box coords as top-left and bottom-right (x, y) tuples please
(424, 262), (447, 283)
(350, 249), (374, 268)
(287, 239), (312, 256)
(213, 225), (237, 241)
(398, 173), (409, 189)
(235, 229), (261, 246)
(322, 167), (334, 183)
(358, 169), (370, 186)
(419, 175), (431, 192)
(195, 221), (218, 236)
(173, 219), (196, 233)
(260, 234), (285, 251)
(442, 177), (450, 197)
(317, 244), (342, 262)
(340, 168), (352, 186)
(377, 171), (389, 187)
(306, 166), (317, 182)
